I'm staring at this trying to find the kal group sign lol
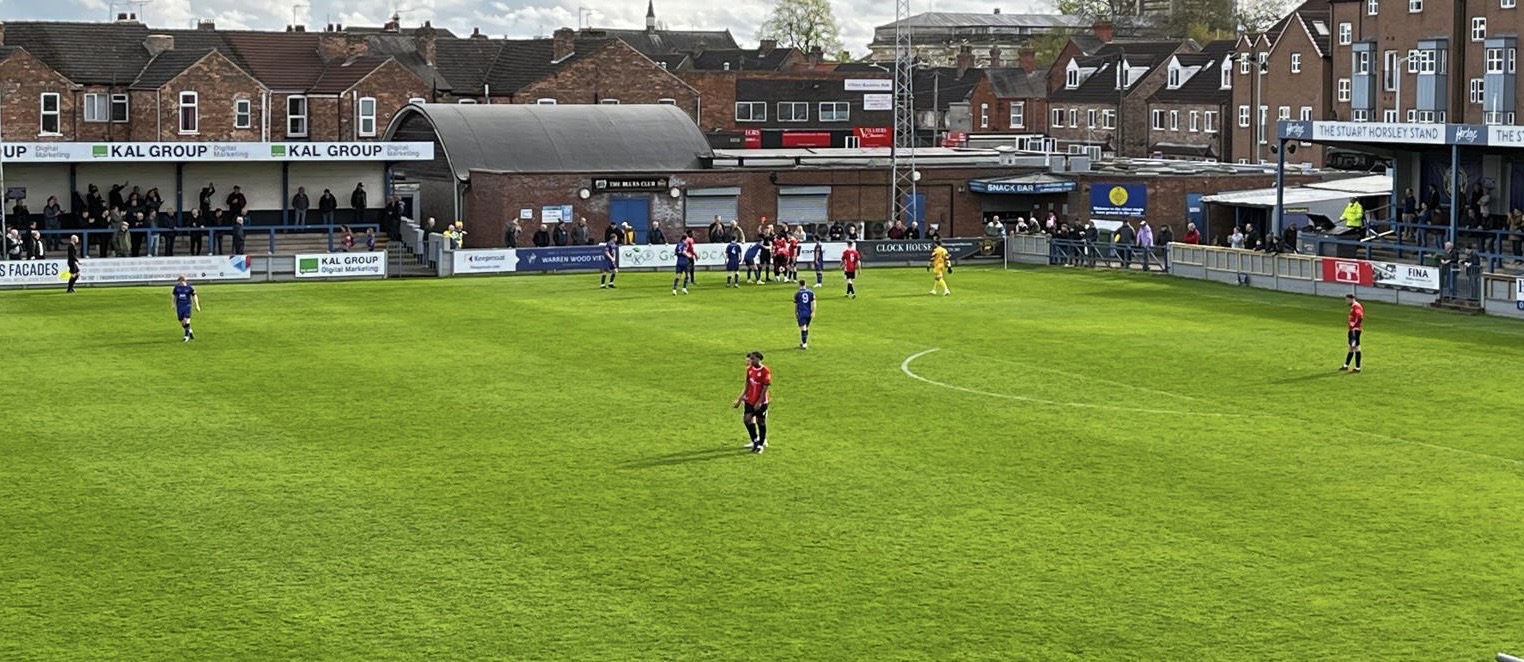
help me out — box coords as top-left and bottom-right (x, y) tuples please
(294, 252), (387, 279)
(0, 142), (434, 163)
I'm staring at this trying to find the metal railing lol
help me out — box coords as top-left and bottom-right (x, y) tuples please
(3, 224), (381, 259)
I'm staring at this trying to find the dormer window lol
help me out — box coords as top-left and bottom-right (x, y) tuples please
(1220, 58), (1232, 88)
(1167, 65), (1182, 88)
(1065, 62), (1080, 88)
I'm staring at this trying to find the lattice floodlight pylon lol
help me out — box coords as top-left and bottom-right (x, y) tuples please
(891, 0), (917, 227)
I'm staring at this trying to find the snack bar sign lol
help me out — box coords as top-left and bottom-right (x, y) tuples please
(0, 142), (434, 162)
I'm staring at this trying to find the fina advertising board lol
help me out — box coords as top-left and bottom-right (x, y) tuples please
(294, 252), (387, 279)
(453, 249), (518, 274)
(1371, 261), (1438, 291)
(0, 255), (251, 286)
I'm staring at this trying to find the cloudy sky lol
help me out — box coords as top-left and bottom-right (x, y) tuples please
(4, 0), (1052, 55)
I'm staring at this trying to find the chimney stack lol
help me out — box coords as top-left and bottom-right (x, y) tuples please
(197, 19), (216, 31)
(553, 27), (576, 62)
(759, 38), (776, 54)
(807, 45), (823, 66)
(116, 12), (140, 23)
(993, 7), (1001, 13)
(319, 31), (347, 60)
(989, 45), (1002, 67)
(415, 20), (438, 66)
(144, 34), (175, 57)
(1018, 47), (1036, 73)
(1092, 20), (1114, 43)
(470, 27), (486, 39)
(956, 43), (975, 77)
(0, 22), (8, 46)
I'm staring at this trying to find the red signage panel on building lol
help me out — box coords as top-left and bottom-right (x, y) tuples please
(854, 126), (892, 148)
(743, 129), (762, 149)
(1320, 258), (1373, 287)
(941, 131), (968, 148)
(780, 131), (834, 148)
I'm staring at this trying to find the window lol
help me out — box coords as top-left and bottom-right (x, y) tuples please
(1152, 109), (1166, 130)
(1167, 67), (1181, 88)
(981, 103), (991, 128)
(1506, 0), (1517, 8)
(1384, 109), (1398, 122)
(234, 99), (251, 129)
(1238, 104), (1250, 127)
(599, 99), (621, 104)
(1291, 53), (1302, 73)
(1221, 59), (1232, 88)
(735, 101), (765, 121)
(40, 93), (61, 135)
(1278, 105), (1291, 120)
(1101, 109), (1116, 129)
(658, 98), (677, 105)
(1204, 110), (1218, 133)
(820, 102), (849, 122)
(1513, 47), (1519, 73)
(1067, 108), (1077, 127)
(1354, 50), (1371, 75)
(457, 98), (477, 104)
(1258, 106), (1267, 143)
(1240, 55), (1251, 74)
(83, 93), (109, 123)
(1189, 110), (1200, 132)
(1009, 101), (1025, 128)
(1470, 78), (1485, 103)
(1301, 106), (1313, 121)
(1065, 68), (1080, 88)
(1368, 0), (1379, 14)
(1384, 50), (1398, 90)
(408, 97), (427, 104)
(287, 95), (308, 137)
(1258, 52), (1269, 68)
(1087, 109), (1097, 128)
(111, 94), (128, 123)
(535, 98), (557, 105)
(778, 101), (807, 122)
(1486, 48), (1504, 73)
(1353, 109), (1370, 121)
(1052, 108), (1063, 127)
(1472, 17), (1486, 41)
(1169, 109), (1179, 131)
(1410, 0), (1422, 11)
(1339, 23), (1352, 45)
(1407, 49), (1420, 72)
(343, 96), (371, 137)
(1415, 48), (1444, 74)
(1337, 78), (1352, 101)
(178, 91), (197, 134)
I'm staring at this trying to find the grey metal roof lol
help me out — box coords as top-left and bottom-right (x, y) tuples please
(879, 12), (1091, 29)
(986, 68), (1048, 99)
(384, 103), (714, 181)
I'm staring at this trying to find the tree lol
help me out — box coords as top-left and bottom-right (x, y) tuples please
(760, 0), (844, 55)
(1053, 0), (1136, 20)
(1236, 0), (1292, 32)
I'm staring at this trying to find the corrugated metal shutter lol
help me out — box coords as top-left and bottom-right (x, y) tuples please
(684, 188), (739, 227)
(777, 186), (830, 223)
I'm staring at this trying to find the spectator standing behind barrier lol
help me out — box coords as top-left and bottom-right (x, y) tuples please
(887, 220), (904, 239)
(111, 221), (129, 257)
(384, 196), (402, 239)
(186, 209), (205, 256)
(26, 230), (44, 259)
(1509, 209), (1523, 264)
(1281, 222), (1297, 253)
(1463, 243), (1482, 299)
(708, 216), (725, 243)
(505, 220), (521, 248)
(109, 182), (128, 211)
(341, 225), (356, 252)
(292, 187), (310, 226)
(1438, 241), (1459, 298)
(829, 221), (845, 241)
(42, 196), (62, 250)
(319, 189), (338, 225)
(552, 222), (569, 247)
(146, 211), (161, 256)
(648, 221), (667, 245)
(533, 223), (551, 247)
(163, 210), (178, 256)
(571, 217), (590, 245)
(366, 228), (378, 252)
(1244, 223), (1260, 250)
(350, 183), (367, 225)
(128, 212), (145, 257)
(1401, 187), (1417, 239)
(197, 182), (214, 217)
(211, 209), (227, 254)
(1157, 223), (1173, 247)
(145, 187), (163, 215)
(1137, 221), (1154, 270)
(1341, 197), (1364, 235)
(906, 221), (920, 240)
(5, 228), (21, 260)
(232, 217), (247, 254)
(1229, 226), (1245, 249)
(225, 186), (247, 222)
(623, 223), (635, 245)
(86, 184), (106, 221)
(442, 223), (460, 249)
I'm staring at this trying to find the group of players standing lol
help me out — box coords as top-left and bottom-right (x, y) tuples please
(597, 221), (869, 298)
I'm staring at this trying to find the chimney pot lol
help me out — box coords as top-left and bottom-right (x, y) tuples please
(197, 19), (216, 31)
(993, 7), (1001, 13)
(1018, 47), (1036, 73)
(759, 38), (776, 54)
(144, 34), (175, 57)
(1092, 20), (1114, 43)
(553, 27), (576, 61)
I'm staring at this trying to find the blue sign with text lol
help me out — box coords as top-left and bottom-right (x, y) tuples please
(515, 246), (608, 272)
(1090, 183), (1148, 217)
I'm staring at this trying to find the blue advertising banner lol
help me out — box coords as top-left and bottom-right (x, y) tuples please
(1420, 155), (1482, 207)
(1090, 183), (1147, 217)
(515, 245), (608, 272)
(1186, 193), (1204, 226)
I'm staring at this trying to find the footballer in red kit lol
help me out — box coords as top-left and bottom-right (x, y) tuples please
(841, 241), (862, 298)
(1341, 294), (1364, 373)
(732, 351), (772, 453)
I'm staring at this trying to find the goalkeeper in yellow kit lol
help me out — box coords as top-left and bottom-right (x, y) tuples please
(928, 239), (951, 296)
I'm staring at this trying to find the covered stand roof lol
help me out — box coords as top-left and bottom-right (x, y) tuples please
(384, 103), (713, 181)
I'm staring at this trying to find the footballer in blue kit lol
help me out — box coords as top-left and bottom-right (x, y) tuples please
(672, 237), (693, 295)
(724, 239), (742, 287)
(172, 275), (201, 341)
(794, 279), (816, 349)
(743, 239), (763, 284)
(598, 237), (619, 289)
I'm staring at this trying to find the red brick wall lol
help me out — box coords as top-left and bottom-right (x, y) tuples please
(1068, 172), (1322, 239)
(967, 76), (1047, 133)
(144, 53), (268, 141)
(1230, 27), (1327, 166)
(0, 49), (78, 141)
(515, 41), (700, 119)
(676, 71), (736, 132)
(1144, 101), (1229, 158)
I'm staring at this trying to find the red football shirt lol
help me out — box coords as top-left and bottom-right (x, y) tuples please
(744, 365), (772, 405)
(1348, 302), (1364, 331)
(787, 238), (800, 258)
(772, 238), (790, 258)
(842, 248), (861, 271)
(683, 237), (696, 258)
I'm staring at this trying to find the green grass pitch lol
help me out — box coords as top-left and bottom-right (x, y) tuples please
(3, 266), (1523, 660)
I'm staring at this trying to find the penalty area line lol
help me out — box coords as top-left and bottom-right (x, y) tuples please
(899, 348), (1242, 418)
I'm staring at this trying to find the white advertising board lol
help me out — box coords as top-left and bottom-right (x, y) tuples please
(294, 252), (387, 279)
(0, 255), (252, 286)
(618, 242), (849, 269)
(453, 249), (517, 274)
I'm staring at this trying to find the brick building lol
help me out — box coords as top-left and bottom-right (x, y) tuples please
(1229, 4), (1333, 166)
(966, 50), (1050, 134)
(1147, 40), (1236, 160)
(1049, 39), (1197, 156)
